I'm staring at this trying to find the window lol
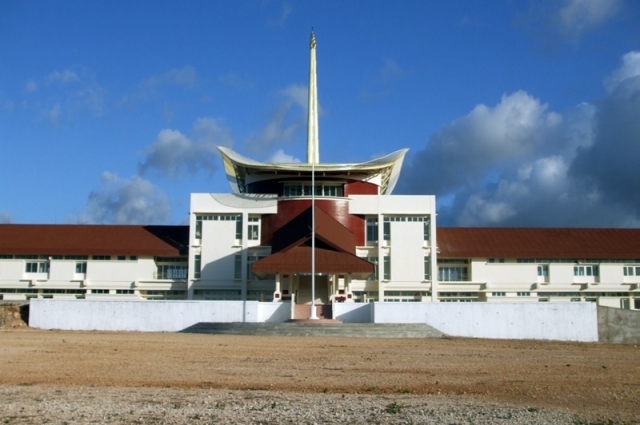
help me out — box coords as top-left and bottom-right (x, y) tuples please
(75, 262), (87, 274)
(424, 256), (431, 280)
(367, 257), (378, 281)
(195, 214), (242, 239)
(234, 254), (242, 279)
(438, 266), (468, 281)
(92, 289), (109, 294)
(194, 255), (201, 279)
(537, 265), (549, 277)
(366, 218), (378, 243)
(423, 218), (430, 241)
(283, 183), (343, 197)
(25, 261), (49, 274)
(247, 255), (266, 280)
(193, 289), (241, 300)
(117, 256), (126, 261)
(248, 217), (259, 241)
(157, 264), (188, 279)
(491, 292), (506, 297)
(247, 290), (273, 301)
(574, 265), (599, 277)
(383, 256), (391, 280)
(383, 218), (390, 241)
(116, 290), (134, 295)
(92, 256), (111, 261)
(623, 266), (640, 276)
(517, 292), (531, 296)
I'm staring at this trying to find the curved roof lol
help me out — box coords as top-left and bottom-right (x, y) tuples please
(218, 146), (408, 195)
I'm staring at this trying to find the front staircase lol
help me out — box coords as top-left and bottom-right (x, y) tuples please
(182, 322), (446, 338)
(292, 303), (333, 321)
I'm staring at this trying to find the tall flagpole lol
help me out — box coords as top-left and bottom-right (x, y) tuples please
(308, 29), (319, 320)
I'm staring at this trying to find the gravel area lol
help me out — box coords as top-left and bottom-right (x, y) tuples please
(0, 329), (638, 424)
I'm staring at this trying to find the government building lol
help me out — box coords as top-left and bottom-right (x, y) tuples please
(1, 34), (639, 315)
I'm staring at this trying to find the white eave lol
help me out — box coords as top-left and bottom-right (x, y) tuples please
(218, 146), (408, 195)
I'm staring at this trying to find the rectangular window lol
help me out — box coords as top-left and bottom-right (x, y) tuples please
(623, 266), (640, 276)
(248, 223), (259, 241)
(75, 262), (87, 274)
(491, 292), (506, 297)
(236, 219), (243, 240)
(537, 265), (549, 277)
(234, 254), (242, 279)
(157, 264), (188, 280)
(424, 256), (431, 280)
(438, 266), (469, 281)
(517, 292), (530, 296)
(92, 289), (109, 294)
(423, 218), (430, 241)
(574, 265), (599, 277)
(366, 218), (378, 243)
(383, 218), (390, 241)
(246, 255), (266, 280)
(116, 289), (134, 295)
(367, 257), (378, 281)
(92, 256), (111, 261)
(25, 261), (49, 273)
(383, 256), (391, 280)
(194, 255), (201, 279)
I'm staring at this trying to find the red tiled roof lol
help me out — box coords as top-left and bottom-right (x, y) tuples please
(271, 205), (355, 254)
(437, 227), (640, 259)
(0, 224), (188, 257)
(252, 246), (374, 279)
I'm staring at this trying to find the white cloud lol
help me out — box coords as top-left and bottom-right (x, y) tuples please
(267, 3), (292, 27)
(268, 149), (301, 163)
(243, 84), (308, 154)
(218, 72), (254, 90)
(26, 80), (38, 93)
(46, 103), (61, 126)
(557, 0), (621, 41)
(47, 69), (79, 84)
(139, 117), (233, 177)
(0, 211), (13, 223)
(84, 172), (172, 224)
(400, 51), (640, 227)
(380, 58), (404, 82)
(604, 51), (640, 93)
(144, 66), (198, 90)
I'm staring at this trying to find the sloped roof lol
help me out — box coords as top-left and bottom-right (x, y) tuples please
(437, 227), (640, 259)
(252, 245), (374, 279)
(0, 224), (188, 257)
(271, 205), (355, 254)
(252, 205), (374, 278)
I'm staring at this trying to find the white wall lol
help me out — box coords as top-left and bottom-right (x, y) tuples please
(334, 303), (372, 323)
(372, 302), (598, 342)
(390, 222), (424, 283)
(257, 302), (290, 322)
(472, 263), (537, 285)
(30, 299), (261, 332)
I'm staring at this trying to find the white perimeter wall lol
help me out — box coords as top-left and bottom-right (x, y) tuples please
(372, 302), (598, 342)
(30, 299), (266, 332)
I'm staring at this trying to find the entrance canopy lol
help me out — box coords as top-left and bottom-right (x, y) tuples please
(252, 205), (374, 279)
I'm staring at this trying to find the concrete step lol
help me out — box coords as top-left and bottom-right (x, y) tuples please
(182, 322), (446, 338)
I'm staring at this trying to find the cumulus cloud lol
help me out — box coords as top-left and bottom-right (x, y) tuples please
(0, 211), (13, 223)
(268, 149), (301, 163)
(267, 3), (292, 27)
(83, 172), (172, 224)
(25, 80), (38, 93)
(47, 69), (79, 84)
(218, 72), (254, 90)
(517, 0), (623, 48)
(46, 103), (61, 126)
(604, 51), (640, 93)
(399, 52), (640, 227)
(243, 84), (308, 154)
(139, 117), (233, 177)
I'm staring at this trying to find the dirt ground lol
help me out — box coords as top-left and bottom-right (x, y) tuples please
(0, 329), (638, 423)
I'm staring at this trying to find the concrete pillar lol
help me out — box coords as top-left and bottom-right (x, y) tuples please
(273, 272), (281, 302)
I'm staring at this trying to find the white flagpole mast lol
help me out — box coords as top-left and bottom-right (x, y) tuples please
(308, 29), (319, 320)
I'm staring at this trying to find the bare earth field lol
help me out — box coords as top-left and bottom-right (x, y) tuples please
(0, 329), (638, 424)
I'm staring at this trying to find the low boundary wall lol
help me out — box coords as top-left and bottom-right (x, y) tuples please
(30, 299), (600, 342)
(372, 302), (598, 342)
(30, 299), (265, 332)
(598, 305), (640, 344)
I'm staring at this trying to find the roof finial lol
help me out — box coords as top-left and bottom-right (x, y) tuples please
(306, 29), (319, 164)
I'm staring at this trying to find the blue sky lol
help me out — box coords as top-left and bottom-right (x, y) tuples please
(1, 0), (639, 227)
